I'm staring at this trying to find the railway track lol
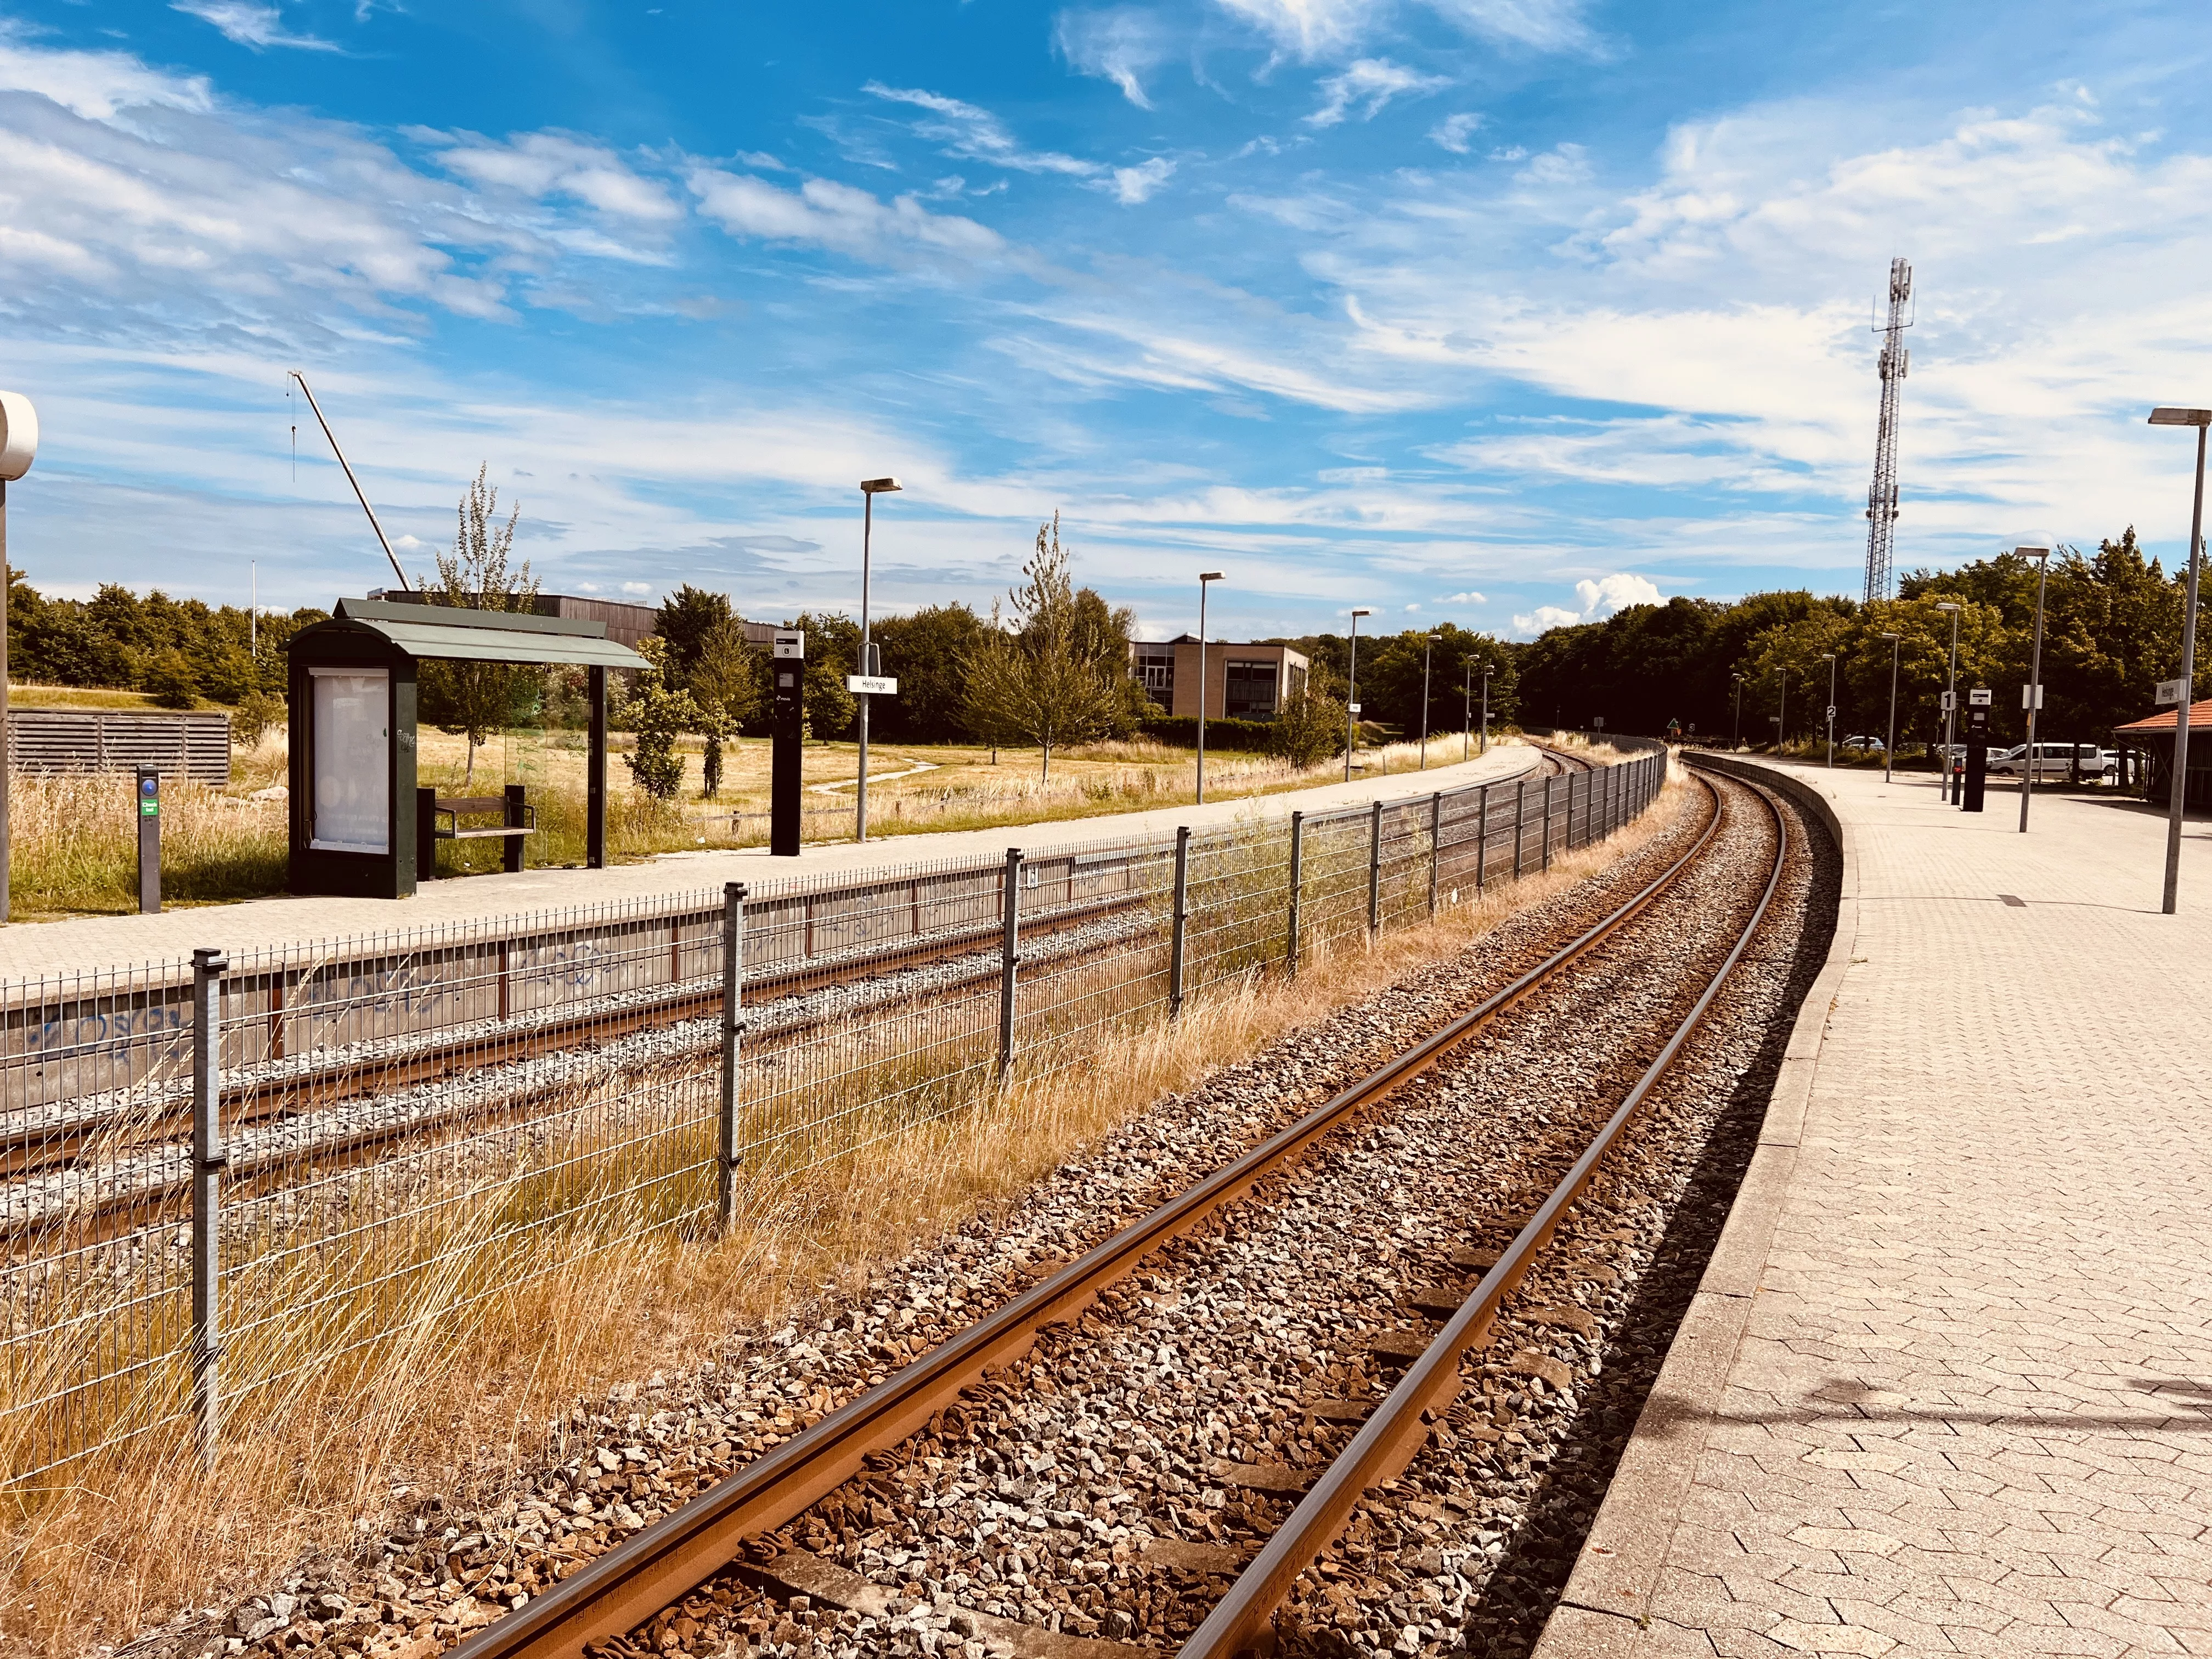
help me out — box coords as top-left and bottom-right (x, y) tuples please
(7, 748), (1598, 1243)
(422, 759), (1794, 1659)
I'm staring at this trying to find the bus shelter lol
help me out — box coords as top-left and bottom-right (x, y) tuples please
(284, 597), (646, 898)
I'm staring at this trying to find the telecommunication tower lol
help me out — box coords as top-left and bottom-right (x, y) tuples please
(1863, 256), (1912, 605)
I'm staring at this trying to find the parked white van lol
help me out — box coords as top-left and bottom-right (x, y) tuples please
(1985, 742), (2114, 780)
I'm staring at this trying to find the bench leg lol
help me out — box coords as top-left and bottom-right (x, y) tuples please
(504, 784), (527, 873)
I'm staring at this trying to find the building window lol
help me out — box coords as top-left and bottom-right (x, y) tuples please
(1225, 659), (1279, 719)
(1136, 647), (1176, 710)
(1286, 663), (1307, 705)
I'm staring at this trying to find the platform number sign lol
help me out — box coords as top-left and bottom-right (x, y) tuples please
(1968, 689), (1993, 707)
(2156, 678), (2188, 706)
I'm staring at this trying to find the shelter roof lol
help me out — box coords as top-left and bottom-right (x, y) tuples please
(2113, 698), (2212, 735)
(286, 597), (649, 669)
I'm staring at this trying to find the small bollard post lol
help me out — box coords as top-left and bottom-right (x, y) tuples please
(1427, 792), (1442, 916)
(189, 946), (227, 1469)
(1169, 826), (1191, 1019)
(1474, 785), (1490, 891)
(1513, 778), (1526, 879)
(137, 765), (161, 913)
(998, 848), (1023, 1082)
(1285, 811), (1304, 978)
(716, 882), (746, 1233)
(1366, 800), (1383, 935)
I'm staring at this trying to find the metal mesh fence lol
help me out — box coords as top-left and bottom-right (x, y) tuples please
(1, 737), (1666, 1480)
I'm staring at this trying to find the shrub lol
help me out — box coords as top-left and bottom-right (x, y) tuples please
(1137, 715), (1279, 751)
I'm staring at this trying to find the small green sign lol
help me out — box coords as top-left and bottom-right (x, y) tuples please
(140, 800), (159, 817)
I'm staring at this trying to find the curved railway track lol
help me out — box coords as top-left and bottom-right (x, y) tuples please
(438, 759), (1792, 1659)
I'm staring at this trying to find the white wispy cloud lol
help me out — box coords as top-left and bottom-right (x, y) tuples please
(1512, 572), (1659, 634)
(863, 82), (1102, 177)
(688, 168), (1006, 264)
(1055, 8), (1175, 109)
(1110, 157), (1175, 204)
(0, 25), (213, 121)
(1307, 59), (1451, 128)
(431, 132), (683, 222)
(1213, 0), (1381, 62)
(1214, 0), (1594, 60)
(171, 1), (340, 52)
(1438, 589), (1485, 603)
(1430, 112), (1481, 153)
(1425, 0), (1595, 53)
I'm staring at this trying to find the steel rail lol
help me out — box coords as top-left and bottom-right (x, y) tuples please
(447, 760), (1711, 1659)
(1177, 766), (1787, 1659)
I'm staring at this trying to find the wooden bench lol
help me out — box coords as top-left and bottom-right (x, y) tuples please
(416, 784), (534, 877)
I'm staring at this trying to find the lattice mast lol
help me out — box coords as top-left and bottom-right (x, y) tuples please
(1864, 256), (1912, 605)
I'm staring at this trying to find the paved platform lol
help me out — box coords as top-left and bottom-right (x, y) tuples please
(0, 744), (1543, 978)
(1539, 759), (2212, 1658)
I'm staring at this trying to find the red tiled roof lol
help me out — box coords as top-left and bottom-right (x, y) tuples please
(2114, 698), (2212, 733)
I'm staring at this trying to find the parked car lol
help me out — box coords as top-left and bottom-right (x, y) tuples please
(1839, 734), (1885, 752)
(1985, 742), (2115, 780)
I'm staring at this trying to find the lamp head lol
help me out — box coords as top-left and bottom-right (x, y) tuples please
(1820, 652), (1835, 661)
(1199, 571), (1224, 583)
(2014, 544), (2051, 561)
(1882, 631), (1901, 641)
(860, 477), (902, 494)
(1350, 607), (1372, 618)
(2148, 408), (2212, 427)
(0, 390), (37, 483)
(1936, 601), (1960, 612)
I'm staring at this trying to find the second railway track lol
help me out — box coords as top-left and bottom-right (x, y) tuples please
(414, 757), (1810, 1659)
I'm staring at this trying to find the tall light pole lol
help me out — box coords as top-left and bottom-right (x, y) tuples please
(1479, 662), (1492, 755)
(1778, 667), (1788, 755)
(1881, 632), (1901, 783)
(1821, 652), (1837, 766)
(1731, 672), (1743, 749)
(1462, 659), (1472, 763)
(855, 476), (901, 844)
(1195, 571), (1224, 804)
(2150, 408), (2209, 912)
(1418, 634), (1436, 770)
(2016, 545), (2051, 833)
(1344, 608), (1371, 782)
(0, 390), (38, 926)
(1938, 601), (1961, 802)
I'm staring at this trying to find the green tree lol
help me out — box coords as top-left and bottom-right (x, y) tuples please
(233, 691), (285, 749)
(789, 611), (859, 741)
(416, 465), (539, 786)
(655, 585), (731, 681)
(622, 637), (699, 801)
(146, 647), (199, 709)
(960, 514), (1125, 779)
(1268, 658), (1350, 769)
(689, 618), (761, 798)
(873, 603), (989, 742)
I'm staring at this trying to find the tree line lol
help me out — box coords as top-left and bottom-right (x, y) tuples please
(1515, 531), (2194, 751)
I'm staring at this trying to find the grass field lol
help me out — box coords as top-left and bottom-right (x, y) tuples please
(4, 723), (1517, 917)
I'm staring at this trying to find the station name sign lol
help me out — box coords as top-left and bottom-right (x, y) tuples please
(847, 675), (898, 696)
(773, 631), (805, 659)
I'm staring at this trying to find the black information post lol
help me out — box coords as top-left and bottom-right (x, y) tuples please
(136, 764), (161, 913)
(1962, 695), (1991, 813)
(770, 630), (805, 857)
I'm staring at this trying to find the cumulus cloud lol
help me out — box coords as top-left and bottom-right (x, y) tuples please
(1307, 59), (1449, 128)
(1055, 8), (1175, 109)
(171, 1), (340, 52)
(1512, 572), (1661, 634)
(1437, 589), (1485, 603)
(1429, 112), (1481, 154)
(688, 168), (1005, 264)
(1109, 157), (1175, 204)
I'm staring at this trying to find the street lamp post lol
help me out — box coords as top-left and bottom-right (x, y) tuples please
(1418, 635), (1436, 770)
(1731, 673), (1743, 749)
(854, 476), (902, 844)
(2016, 546), (2051, 834)
(1778, 667), (1788, 755)
(1344, 608), (1372, 783)
(1461, 661), (1471, 763)
(1195, 571), (1224, 804)
(1938, 601), (1961, 802)
(0, 390), (37, 924)
(1479, 664), (1492, 755)
(1881, 632), (1901, 784)
(1821, 652), (1837, 766)
(2150, 407), (2210, 912)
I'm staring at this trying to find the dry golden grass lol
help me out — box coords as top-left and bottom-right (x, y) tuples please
(1, 761), (1685, 1658)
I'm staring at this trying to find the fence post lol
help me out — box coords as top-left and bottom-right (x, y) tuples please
(1427, 792), (1442, 916)
(1169, 826), (1191, 1019)
(1513, 778), (1526, 879)
(1285, 811), (1304, 979)
(1366, 800), (1383, 935)
(1475, 785), (1489, 891)
(1542, 776), (1554, 871)
(717, 882), (746, 1233)
(998, 847), (1023, 1082)
(190, 946), (228, 1470)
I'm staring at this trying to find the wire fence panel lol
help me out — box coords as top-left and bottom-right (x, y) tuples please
(1, 738), (1667, 1479)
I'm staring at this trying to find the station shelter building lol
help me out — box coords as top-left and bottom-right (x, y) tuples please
(1130, 637), (1310, 721)
(2112, 697), (2212, 807)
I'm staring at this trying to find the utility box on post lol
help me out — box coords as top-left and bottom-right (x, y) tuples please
(136, 764), (160, 913)
(771, 630), (805, 857)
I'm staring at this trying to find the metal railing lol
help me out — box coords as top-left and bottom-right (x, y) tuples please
(0, 737), (1667, 1481)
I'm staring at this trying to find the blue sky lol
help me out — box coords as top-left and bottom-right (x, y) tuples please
(2, 1), (2209, 641)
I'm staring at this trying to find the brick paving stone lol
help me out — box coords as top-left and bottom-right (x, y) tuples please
(1628, 767), (2212, 1658)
